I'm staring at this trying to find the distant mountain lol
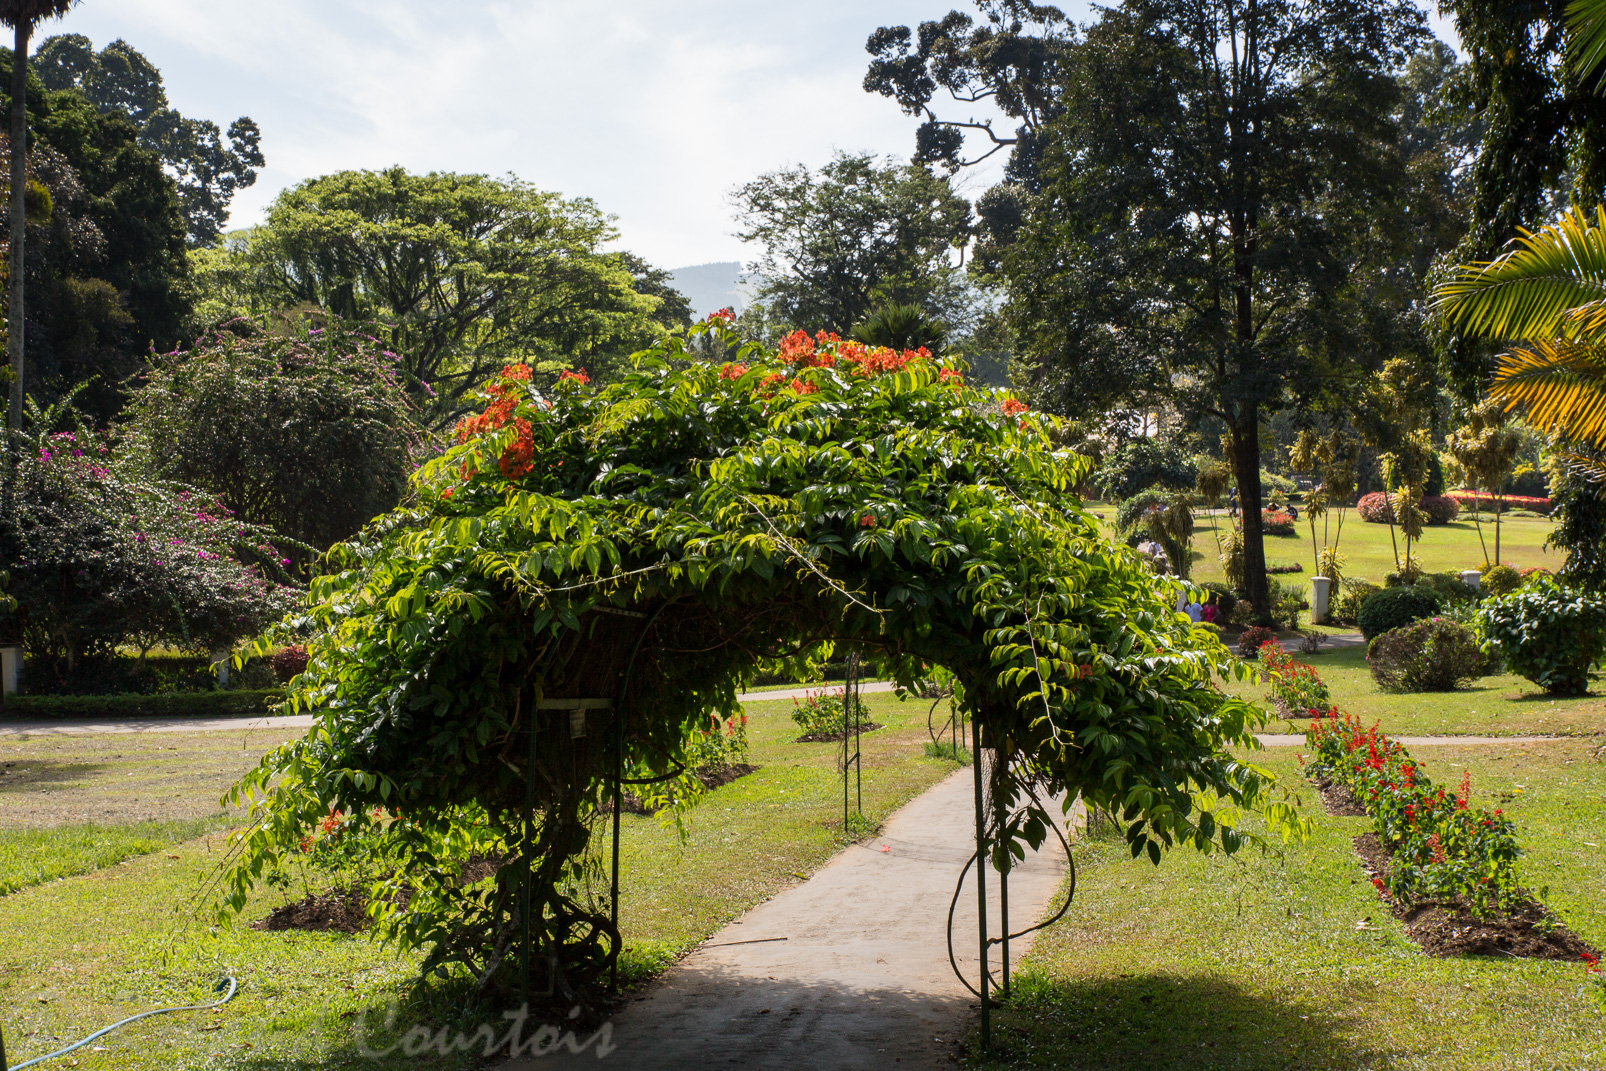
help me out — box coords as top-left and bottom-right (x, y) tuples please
(666, 261), (754, 320)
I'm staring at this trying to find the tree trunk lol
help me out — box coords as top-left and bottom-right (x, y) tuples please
(1230, 412), (1269, 620)
(6, 21), (28, 433)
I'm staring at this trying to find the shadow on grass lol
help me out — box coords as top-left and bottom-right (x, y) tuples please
(0, 761), (108, 790)
(976, 970), (1389, 1071)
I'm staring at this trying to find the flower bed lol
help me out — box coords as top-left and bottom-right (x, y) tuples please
(1259, 640), (1332, 717)
(1444, 490), (1552, 514)
(1303, 709), (1595, 959)
(1261, 509), (1295, 535)
(1305, 710), (1519, 915)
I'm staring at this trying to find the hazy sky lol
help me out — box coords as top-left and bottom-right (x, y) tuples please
(43, 1), (1460, 270)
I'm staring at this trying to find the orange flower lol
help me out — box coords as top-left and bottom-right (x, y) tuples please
(558, 368), (590, 385)
(939, 367), (963, 384)
(1001, 398), (1028, 417)
(499, 417), (536, 479)
(719, 362), (748, 380)
(860, 514), (877, 528)
(707, 307), (736, 322)
(790, 378), (819, 395)
(778, 329), (816, 361)
(757, 372), (785, 396)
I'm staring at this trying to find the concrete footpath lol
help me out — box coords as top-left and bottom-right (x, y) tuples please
(0, 682), (899, 738)
(511, 768), (1072, 1070)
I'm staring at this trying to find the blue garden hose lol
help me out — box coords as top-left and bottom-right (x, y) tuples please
(4, 976), (237, 1070)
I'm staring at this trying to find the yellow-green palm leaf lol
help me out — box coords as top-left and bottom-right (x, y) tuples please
(1489, 336), (1606, 447)
(1432, 206), (1606, 343)
(1571, 0), (1606, 93)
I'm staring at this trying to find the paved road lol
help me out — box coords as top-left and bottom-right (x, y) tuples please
(508, 768), (1074, 1071)
(0, 682), (901, 737)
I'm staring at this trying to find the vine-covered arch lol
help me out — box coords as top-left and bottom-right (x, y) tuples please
(222, 321), (1295, 1001)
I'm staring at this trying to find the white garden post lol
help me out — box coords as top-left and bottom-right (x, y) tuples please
(1460, 569), (1481, 592)
(0, 646), (20, 696)
(213, 650), (230, 688)
(1310, 576), (1332, 624)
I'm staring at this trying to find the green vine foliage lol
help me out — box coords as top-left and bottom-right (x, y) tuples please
(220, 320), (1301, 999)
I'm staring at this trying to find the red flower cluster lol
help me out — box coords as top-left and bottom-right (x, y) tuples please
(859, 514), (877, 528)
(454, 363), (531, 445)
(707, 308), (735, 323)
(939, 367), (963, 384)
(1000, 398), (1028, 417)
(558, 368), (590, 385)
(499, 417), (536, 479)
(719, 362), (748, 380)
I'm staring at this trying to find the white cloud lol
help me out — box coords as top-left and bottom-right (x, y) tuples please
(42, 1), (1458, 268)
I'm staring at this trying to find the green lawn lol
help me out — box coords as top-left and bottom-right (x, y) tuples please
(1188, 512), (1562, 587)
(0, 688), (959, 1070)
(1225, 643), (1606, 737)
(968, 740), (1606, 1070)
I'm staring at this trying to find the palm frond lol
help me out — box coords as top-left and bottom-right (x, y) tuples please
(1571, 0), (1606, 93)
(1432, 206), (1606, 342)
(1489, 337), (1606, 447)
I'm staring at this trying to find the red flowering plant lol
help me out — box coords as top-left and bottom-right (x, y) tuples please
(1305, 709), (1522, 917)
(1258, 641), (1333, 716)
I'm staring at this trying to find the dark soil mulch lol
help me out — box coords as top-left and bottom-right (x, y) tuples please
(1312, 777), (1369, 817)
(253, 888), (369, 934)
(1352, 832), (1597, 960)
(254, 854), (506, 934)
(606, 762), (761, 814)
(795, 722), (882, 743)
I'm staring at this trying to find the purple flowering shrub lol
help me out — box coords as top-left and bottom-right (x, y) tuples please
(1, 425), (300, 677)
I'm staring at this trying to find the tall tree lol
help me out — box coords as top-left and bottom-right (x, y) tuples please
(988, 0), (1426, 617)
(195, 167), (662, 417)
(864, 0), (1073, 183)
(731, 151), (972, 336)
(1, 0), (76, 434)
(33, 34), (263, 246)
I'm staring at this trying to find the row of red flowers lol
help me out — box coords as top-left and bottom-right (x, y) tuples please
(1303, 709), (1522, 918)
(1442, 490), (1552, 513)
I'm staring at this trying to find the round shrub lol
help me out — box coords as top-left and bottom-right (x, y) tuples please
(1357, 585), (1442, 641)
(1476, 578), (1606, 696)
(1115, 490), (1184, 543)
(1366, 617), (1487, 692)
(1357, 492), (1394, 523)
(1419, 496), (1460, 525)
(1480, 564), (1522, 597)
(1237, 625), (1279, 658)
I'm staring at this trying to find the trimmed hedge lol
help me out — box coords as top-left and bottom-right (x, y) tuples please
(1420, 496), (1460, 525)
(1445, 490), (1552, 514)
(1357, 492), (1393, 523)
(1, 689), (285, 721)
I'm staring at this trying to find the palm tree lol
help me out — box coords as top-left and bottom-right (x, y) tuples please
(1, 0), (78, 434)
(1431, 206), (1606, 479)
(848, 303), (946, 353)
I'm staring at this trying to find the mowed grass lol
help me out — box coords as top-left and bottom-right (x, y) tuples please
(0, 814), (234, 895)
(1187, 512), (1562, 588)
(968, 741), (1606, 1071)
(1225, 643), (1606, 738)
(0, 688), (959, 1070)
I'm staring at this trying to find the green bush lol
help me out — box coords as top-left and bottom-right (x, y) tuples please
(1, 689), (284, 720)
(1091, 439), (1196, 501)
(1357, 585), (1442, 641)
(791, 688), (871, 739)
(1476, 579), (1606, 696)
(1337, 579), (1380, 622)
(1415, 572), (1477, 605)
(1366, 618), (1487, 692)
(1480, 564), (1522, 596)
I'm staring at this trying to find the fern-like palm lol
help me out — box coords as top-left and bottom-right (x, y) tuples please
(1571, 0), (1606, 93)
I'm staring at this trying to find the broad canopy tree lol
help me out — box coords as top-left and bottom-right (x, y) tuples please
(220, 323), (1299, 1000)
(983, 0), (1427, 617)
(731, 151), (974, 337)
(195, 167), (671, 418)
